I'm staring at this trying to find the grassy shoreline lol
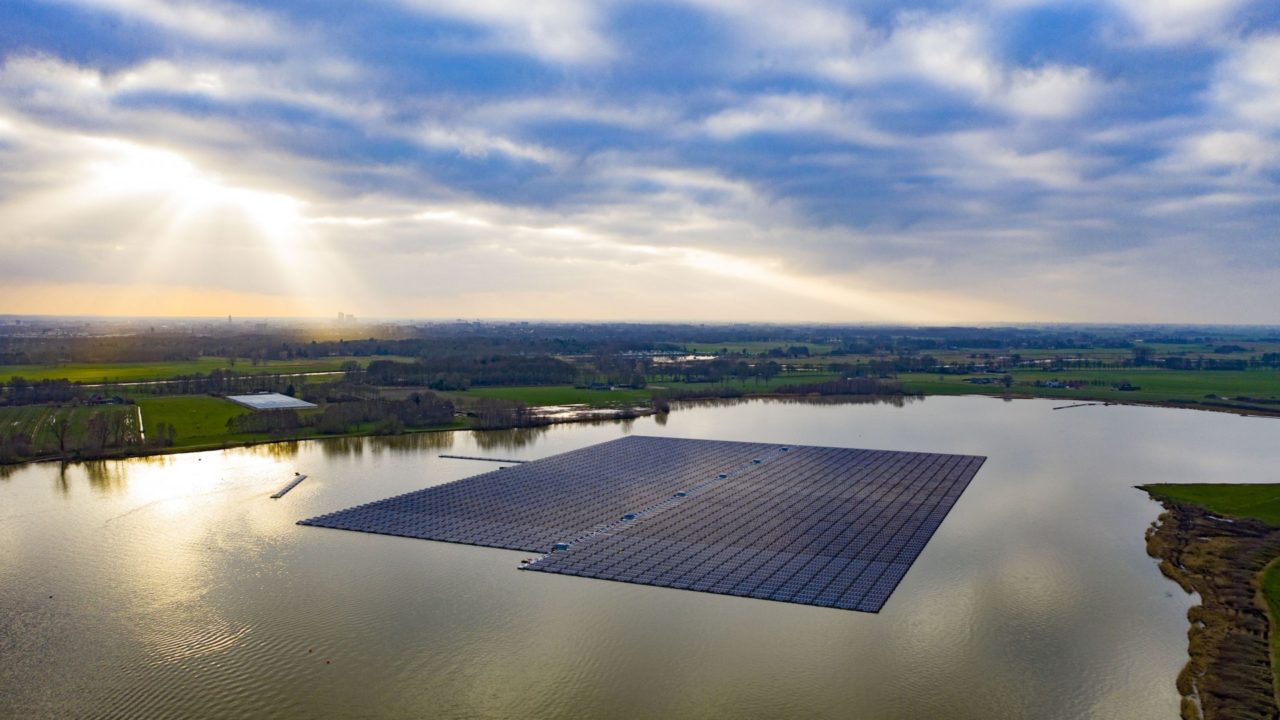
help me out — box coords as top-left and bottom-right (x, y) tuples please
(0, 418), (472, 467)
(4, 384), (1277, 467)
(901, 368), (1280, 417)
(1142, 484), (1280, 718)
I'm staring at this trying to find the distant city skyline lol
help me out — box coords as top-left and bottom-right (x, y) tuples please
(1, 1), (1277, 323)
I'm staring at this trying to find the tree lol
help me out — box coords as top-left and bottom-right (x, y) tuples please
(341, 360), (361, 382)
(761, 361), (781, 382)
(150, 422), (177, 448)
(49, 413), (73, 456)
(1131, 345), (1152, 366)
(108, 409), (129, 447)
(86, 412), (110, 451)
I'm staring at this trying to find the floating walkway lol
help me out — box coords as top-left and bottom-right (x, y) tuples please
(1052, 402), (1111, 410)
(271, 474), (308, 499)
(438, 454), (527, 464)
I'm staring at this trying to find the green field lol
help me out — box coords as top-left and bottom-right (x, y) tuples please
(652, 371), (844, 393)
(135, 393), (466, 450)
(0, 406), (58, 448)
(136, 396), (253, 447)
(901, 368), (1280, 410)
(0, 355), (412, 384)
(0, 404), (140, 459)
(1142, 484), (1280, 527)
(446, 376), (846, 408)
(678, 341), (834, 355)
(445, 371), (844, 407)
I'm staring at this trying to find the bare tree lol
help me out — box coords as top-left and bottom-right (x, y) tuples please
(86, 412), (111, 451)
(108, 409), (128, 447)
(49, 413), (73, 456)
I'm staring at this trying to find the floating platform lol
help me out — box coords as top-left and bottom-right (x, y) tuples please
(271, 474), (308, 499)
(299, 436), (984, 612)
(438, 454), (527, 464)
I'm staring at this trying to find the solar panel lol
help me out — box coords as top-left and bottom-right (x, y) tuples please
(300, 436), (984, 612)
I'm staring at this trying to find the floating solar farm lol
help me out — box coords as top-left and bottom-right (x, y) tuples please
(300, 436), (985, 613)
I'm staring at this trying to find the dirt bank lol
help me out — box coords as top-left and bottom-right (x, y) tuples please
(1144, 496), (1280, 719)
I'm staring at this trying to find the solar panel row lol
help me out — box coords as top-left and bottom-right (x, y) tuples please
(299, 435), (984, 613)
(300, 436), (778, 551)
(523, 444), (981, 611)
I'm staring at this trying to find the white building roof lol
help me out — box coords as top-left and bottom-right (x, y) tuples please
(226, 393), (318, 410)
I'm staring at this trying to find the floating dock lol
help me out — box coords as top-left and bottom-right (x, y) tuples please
(438, 454), (527, 464)
(271, 474), (308, 499)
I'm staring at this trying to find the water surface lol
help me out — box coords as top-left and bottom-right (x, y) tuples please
(4, 396), (1277, 718)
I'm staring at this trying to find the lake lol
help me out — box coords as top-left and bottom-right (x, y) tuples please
(3, 396), (1277, 719)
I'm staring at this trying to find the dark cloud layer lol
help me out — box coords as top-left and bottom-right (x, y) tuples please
(0, 0), (1276, 322)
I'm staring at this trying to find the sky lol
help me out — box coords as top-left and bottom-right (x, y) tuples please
(0, 0), (1277, 324)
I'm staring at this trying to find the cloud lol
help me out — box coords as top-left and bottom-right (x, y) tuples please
(1108, 0), (1253, 44)
(467, 96), (676, 132)
(1211, 33), (1280, 129)
(0, 54), (568, 181)
(1144, 191), (1276, 215)
(48, 0), (284, 45)
(939, 132), (1096, 188)
(697, 94), (898, 146)
(112, 58), (370, 112)
(681, 6), (1102, 120)
(1168, 130), (1280, 172)
(0, 0), (1278, 322)
(394, 0), (612, 63)
(826, 14), (1103, 119)
(0, 54), (371, 131)
(1002, 66), (1101, 120)
(418, 125), (565, 165)
(680, 0), (871, 66)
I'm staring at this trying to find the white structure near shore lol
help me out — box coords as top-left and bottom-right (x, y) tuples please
(226, 392), (317, 410)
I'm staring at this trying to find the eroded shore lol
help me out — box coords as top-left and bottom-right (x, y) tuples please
(1143, 494), (1280, 719)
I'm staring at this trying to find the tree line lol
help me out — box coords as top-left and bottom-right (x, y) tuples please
(227, 392), (456, 437)
(363, 356), (577, 389)
(9, 320), (1279, 368)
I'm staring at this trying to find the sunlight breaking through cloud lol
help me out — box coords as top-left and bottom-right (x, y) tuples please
(0, 0), (1276, 321)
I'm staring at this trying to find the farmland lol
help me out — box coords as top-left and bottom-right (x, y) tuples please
(0, 356), (413, 384)
(677, 341), (835, 355)
(4, 322), (1280, 464)
(0, 403), (141, 461)
(647, 374), (845, 397)
(135, 396), (255, 448)
(900, 368), (1280, 414)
